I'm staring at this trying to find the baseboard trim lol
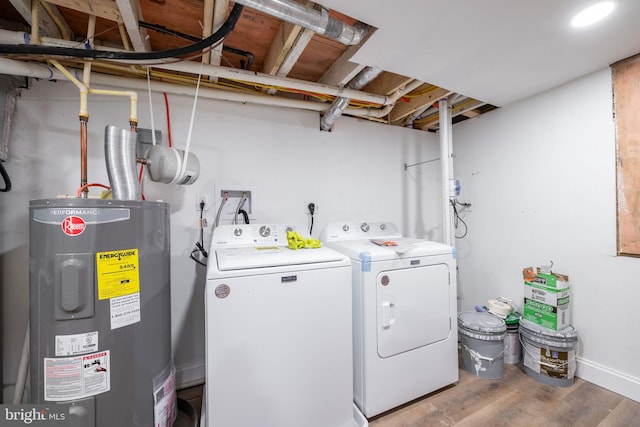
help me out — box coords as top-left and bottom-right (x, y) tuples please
(176, 362), (205, 390)
(576, 357), (640, 403)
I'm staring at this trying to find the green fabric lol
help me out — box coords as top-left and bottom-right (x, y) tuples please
(287, 230), (321, 249)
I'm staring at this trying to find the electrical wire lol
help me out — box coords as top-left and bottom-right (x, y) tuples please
(76, 183), (110, 197)
(307, 203), (316, 234)
(137, 20), (255, 70)
(163, 92), (173, 147)
(190, 200), (208, 266)
(450, 199), (469, 239)
(0, 4), (244, 61)
(0, 161), (11, 192)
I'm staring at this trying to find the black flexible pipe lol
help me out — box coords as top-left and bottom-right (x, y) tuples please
(0, 161), (11, 192)
(137, 20), (254, 70)
(0, 4), (243, 61)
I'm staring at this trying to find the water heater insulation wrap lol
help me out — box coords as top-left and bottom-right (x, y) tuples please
(29, 199), (173, 426)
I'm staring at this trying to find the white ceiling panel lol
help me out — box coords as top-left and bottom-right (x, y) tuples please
(320, 0), (640, 106)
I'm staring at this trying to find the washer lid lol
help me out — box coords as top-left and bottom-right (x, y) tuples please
(458, 311), (506, 333)
(215, 246), (346, 270)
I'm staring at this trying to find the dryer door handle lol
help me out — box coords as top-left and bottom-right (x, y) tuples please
(381, 301), (395, 328)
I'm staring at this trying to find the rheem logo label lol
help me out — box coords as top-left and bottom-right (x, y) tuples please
(61, 216), (86, 236)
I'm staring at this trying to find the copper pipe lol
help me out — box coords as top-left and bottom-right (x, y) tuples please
(80, 117), (88, 198)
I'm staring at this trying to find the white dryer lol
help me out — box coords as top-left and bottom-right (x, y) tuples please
(320, 221), (458, 418)
(205, 224), (357, 427)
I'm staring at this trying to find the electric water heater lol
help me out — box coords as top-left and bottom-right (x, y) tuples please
(29, 198), (174, 426)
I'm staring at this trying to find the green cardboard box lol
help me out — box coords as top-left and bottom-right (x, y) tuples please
(522, 267), (571, 330)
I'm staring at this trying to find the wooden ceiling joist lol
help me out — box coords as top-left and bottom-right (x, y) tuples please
(9, 0), (70, 39)
(262, 1), (317, 76)
(203, 0), (229, 71)
(417, 98), (487, 130)
(363, 71), (414, 96)
(390, 85), (452, 124)
(44, 0), (122, 22)
(317, 25), (374, 86)
(115, 0), (150, 51)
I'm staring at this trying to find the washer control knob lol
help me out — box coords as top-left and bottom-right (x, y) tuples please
(259, 225), (271, 237)
(380, 223), (387, 231)
(361, 222), (370, 232)
(342, 224), (350, 232)
(233, 227), (242, 237)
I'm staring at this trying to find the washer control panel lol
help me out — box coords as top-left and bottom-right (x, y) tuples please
(212, 224), (302, 246)
(319, 221), (401, 241)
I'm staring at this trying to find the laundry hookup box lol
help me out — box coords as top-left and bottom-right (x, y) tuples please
(522, 267), (571, 331)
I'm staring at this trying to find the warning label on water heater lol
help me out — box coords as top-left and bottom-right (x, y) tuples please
(96, 248), (140, 300)
(44, 350), (111, 401)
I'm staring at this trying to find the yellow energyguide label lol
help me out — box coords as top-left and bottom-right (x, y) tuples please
(96, 249), (140, 300)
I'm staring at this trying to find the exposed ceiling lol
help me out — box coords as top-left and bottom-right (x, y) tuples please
(1, 0), (639, 132)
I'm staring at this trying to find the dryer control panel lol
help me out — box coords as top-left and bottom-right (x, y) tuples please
(319, 221), (401, 241)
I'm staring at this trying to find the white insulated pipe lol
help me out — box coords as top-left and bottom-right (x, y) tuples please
(0, 29), (389, 106)
(439, 97), (454, 246)
(0, 58), (397, 120)
(234, 0), (365, 45)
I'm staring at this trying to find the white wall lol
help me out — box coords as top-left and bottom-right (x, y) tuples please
(0, 79), (442, 399)
(454, 68), (640, 401)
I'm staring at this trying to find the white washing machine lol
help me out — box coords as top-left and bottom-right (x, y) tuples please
(204, 223), (360, 427)
(320, 221), (458, 418)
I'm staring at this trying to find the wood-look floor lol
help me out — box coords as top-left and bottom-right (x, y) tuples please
(369, 364), (640, 427)
(177, 363), (640, 427)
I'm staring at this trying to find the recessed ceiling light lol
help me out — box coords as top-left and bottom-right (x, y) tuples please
(571, 1), (617, 28)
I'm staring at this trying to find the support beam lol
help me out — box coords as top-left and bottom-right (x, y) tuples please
(276, 26), (314, 77)
(363, 72), (414, 96)
(44, 0), (122, 22)
(262, 20), (302, 75)
(115, 0), (150, 51)
(317, 26), (374, 86)
(9, 0), (65, 38)
(389, 85), (451, 123)
(209, 0), (230, 69)
(417, 98), (486, 130)
(40, 1), (74, 40)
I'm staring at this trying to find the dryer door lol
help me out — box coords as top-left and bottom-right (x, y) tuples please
(376, 264), (451, 358)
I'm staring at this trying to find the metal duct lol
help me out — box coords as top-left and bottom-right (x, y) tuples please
(234, 0), (365, 45)
(320, 66), (382, 131)
(104, 125), (141, 200)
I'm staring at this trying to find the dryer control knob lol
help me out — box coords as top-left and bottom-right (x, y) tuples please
(342, 224), (350, 232)
(380, 223), (387, 231)
(361, 222), (370, 232)
(233, 227), (243, 237)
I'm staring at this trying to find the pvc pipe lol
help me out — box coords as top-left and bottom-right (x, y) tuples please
(439, 97), (454, 246)
(0, 29), (388, 105)
(0, 58), (389, 120)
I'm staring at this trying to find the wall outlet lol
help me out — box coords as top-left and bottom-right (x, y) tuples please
(196, 193), (209, 211)
(457, 198), (473, 212)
